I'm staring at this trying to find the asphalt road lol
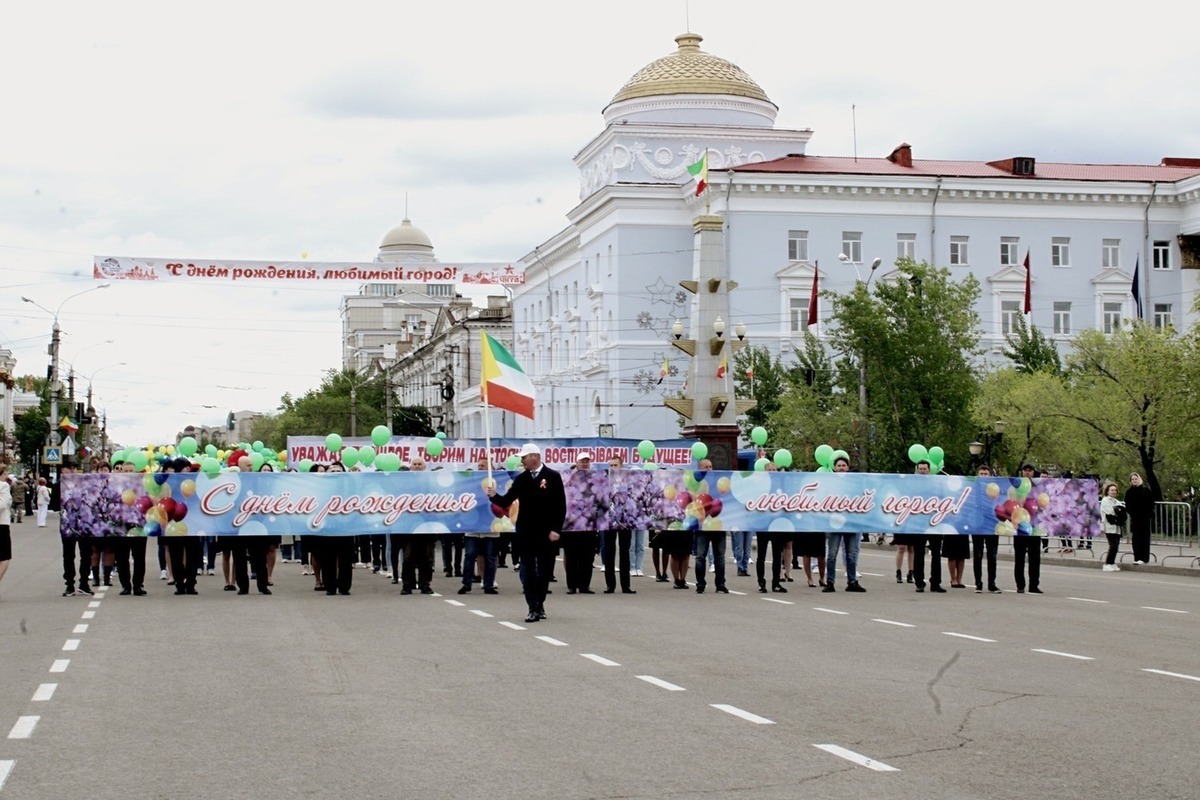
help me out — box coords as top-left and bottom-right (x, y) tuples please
(2, 522), (1197, 800)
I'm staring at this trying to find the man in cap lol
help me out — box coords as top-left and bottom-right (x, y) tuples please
(486, 443), (565, 623)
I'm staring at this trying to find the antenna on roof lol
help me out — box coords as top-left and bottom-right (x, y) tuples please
(405, 192), (409, 218)
(852, 104), (858, 163)
(685, 0), (690, 32)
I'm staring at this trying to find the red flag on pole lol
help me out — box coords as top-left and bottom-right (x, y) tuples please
(807, 261), (819, 326)
(1023, 250), (1031, 314)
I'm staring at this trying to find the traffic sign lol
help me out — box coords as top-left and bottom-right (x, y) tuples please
(62, 435), (77, 456)
(43, 446), (63, 465)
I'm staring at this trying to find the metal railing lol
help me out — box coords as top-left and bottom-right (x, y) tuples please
(1152, 501), (1196, 565)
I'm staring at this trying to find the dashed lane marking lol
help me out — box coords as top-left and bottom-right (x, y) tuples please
(7, 717), (38, 740)
(872, 619), (916, 628)
(62, 640), (80, 652)
(1142, 669), (1200, 683)
(443, 600), (466, 607)
(1032, 649), (1094, 661)
(762, 598), (794, 605)
(814, 607), (849, 615)
(942, 632), (996, 643)
(1141, 606), (1188, 614)
(72, 624), (88, 634)
(86, 602), (100, 609)
(469, 610), (494, 618)
(636, 675), (686, 692)
(814, 744), (900, 772)
(580, 654), (621, 667)
(1066, 597), (1109, 604)
(497, 621), (526, 630)
(31, 684), (56, 702)
(0, 760), (13, 790)
(49, 660), (69, 674)
(535, 635), (567, 647)
(81, 611), (95, 620)
(711, 704), (774, 724)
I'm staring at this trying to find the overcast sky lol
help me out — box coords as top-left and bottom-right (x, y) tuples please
(3, 0), (1196, 447)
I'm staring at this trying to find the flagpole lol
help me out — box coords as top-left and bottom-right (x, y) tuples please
(483, 394), (494, 488)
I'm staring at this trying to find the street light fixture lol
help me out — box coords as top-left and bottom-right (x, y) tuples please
(837, 255), (881, 472)
(969, 420), (1006, 471)
(712, 317), (725, 338)
(672, 319), (684, 340)
(734, 321), (746, 341)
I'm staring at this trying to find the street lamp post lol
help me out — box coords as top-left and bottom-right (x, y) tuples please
(968, 420), (1007, 471)
(838, 253), (881, 472)
(21, 285), (111, 474)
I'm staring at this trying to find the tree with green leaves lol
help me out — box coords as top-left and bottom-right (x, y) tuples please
(14, 375), (50, 469)
(732, 344), (791, 433)
(1002, 314), (1062, 375)
(823, 260), (983, 474)
(1050, 323), (1200, 500)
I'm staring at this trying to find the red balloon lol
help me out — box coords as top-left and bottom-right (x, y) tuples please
(706, 498), (723, 517)
(994, 502), (1010, 521)
(136, 496), (154, 514)
(490, 503), (506, 519)
(676, 491), (692, 509)
(171, 504), (187, 522)
(159, 498), (177, 518)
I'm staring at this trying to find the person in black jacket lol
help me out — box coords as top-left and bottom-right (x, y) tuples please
(486, 443), (565, 623)
(1124, 472), (1154, 564)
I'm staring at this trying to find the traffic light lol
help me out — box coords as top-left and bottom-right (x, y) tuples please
(226, 411), (235, 431)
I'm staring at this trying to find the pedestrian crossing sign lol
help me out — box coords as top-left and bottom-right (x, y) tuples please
(43, 446), (63, 465)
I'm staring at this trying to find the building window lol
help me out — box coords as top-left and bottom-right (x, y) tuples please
(949, 236), (969, 266)
(1000, 237), (1019, 267)
(841, 232), (862, 263)
(426, 284), (454, 297)
(1103, 302), (1123, 334)
(1154, 303), (1174, 329)
(1000, 299), (1021, 336)
(1153, 240), (1171, 270)
(1053, 302), (1072, 335)
(897, 233), (916, 261)
(1102, 239), (1120, 269)
(789, 296), (810, 332)
(1052, 237), (1071, 267)
(787, 230), (809, 262)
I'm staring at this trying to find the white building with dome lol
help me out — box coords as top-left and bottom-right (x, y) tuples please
(340, 217), (458, 372)
(491, 30), (1200, 443)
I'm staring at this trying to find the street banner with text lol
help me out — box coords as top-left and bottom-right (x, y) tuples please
(93, 256), (525, 286)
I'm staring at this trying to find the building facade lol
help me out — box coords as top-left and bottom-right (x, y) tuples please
(505, 31), (1200, 443)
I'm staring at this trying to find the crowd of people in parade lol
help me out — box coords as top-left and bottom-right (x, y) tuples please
(0, 449), (1163, 613)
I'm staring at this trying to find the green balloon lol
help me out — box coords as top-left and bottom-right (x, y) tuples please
(643, 462), (658, 471)
(908, 443), (929, 464)
(928, 445), (945, 464)
(252, 441), (264, 452)
(814, 444), (834, 467)
(341, 448), (360, 468)
(833, 450), (850, 465)
(750, 426), (769, 446)
(435, 431), (446, 440)
(358, 446), (376, 466)
(298, 459), (314, 473)
(109, 451), (122, 466)
(377, 453), (400, 472)
(773, 448), (793, 468)
(754, 457), (770, 471)
(178, 437), (198, 457)
(250, 452), (265, 471)
(505, 455), (521, 470)
(637, 440), (656, 461)
(260, 448), (275, 461)
(425, 437), (445, 458)
(205, 444), (217, 457)
(325, 433), (343, 452)
(371, 425), (391, 447)
(816, 465), (832, 473)
(130, 451), (148, 471)
(690, 441), (709, 461)
(201, 457), (220, 476)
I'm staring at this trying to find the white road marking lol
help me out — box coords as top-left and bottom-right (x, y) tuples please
(62, 640), (80, 652)
(443, 600), (466, 607)
(711, 704), (774, 724)
(636, 675), (686, 692)
(1032, 649), (1094, 661)
(858, 571), (885, 577)
(0, 760), (13, 790)
(814, 744), (900, 772)
(497, 621), (526, 630)
(87, 601), (101, 608)
(7, 717), (39, 740)
(73, 624), (88, 634)
(763, 598), (794, 605)
(469, 610), (494, 618)
(49, 660), (69, 673)
(727, 590), (748, 595)
(942, 632), (996, 643)
(1142, 668), (1200, 683)
(31, 684), (57, 702)
(1067, 597), (1109, 604)
(535, 635), (567, 646)
(1141, 606), (1188, 614)
(872, 619), (916, 628)
(580, 654), (621, 667)
(814, 607), (850, 615)
(81, 611), (95, 620)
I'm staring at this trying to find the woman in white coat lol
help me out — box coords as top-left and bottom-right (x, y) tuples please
(36, 477), (52, 527)
(1099, 481), (1126, 572)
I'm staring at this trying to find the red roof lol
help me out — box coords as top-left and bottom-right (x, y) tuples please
(729, 155), (1200, 183)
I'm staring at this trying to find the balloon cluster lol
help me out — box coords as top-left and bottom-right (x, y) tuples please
(988, 477), (1048, 537)
(747, 427), (791, 470)
(812, 444), (849, 473)
(907, 443), (945, 473)
(637, 440), (657, 470)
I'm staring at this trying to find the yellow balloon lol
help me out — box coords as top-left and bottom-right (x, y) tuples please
(664, 485), (678, 501)
(180, 479), (196, 498)
(716, 477), (731, 495)
(165, 521), (188, 537)
(121, 489), (136, 506)
(165, 445), (175, 455)
(985, 482), (1000, 500)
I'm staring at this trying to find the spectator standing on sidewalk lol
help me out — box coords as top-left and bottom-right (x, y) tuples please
(1100, 481), (1126, 572)
(1124, 473), (1154, 564)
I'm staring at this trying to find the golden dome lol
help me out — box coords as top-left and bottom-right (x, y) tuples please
(610, 33), (772, 105)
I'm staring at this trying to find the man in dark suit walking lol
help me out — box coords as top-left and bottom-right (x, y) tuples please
(486, 443), (565, 623)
